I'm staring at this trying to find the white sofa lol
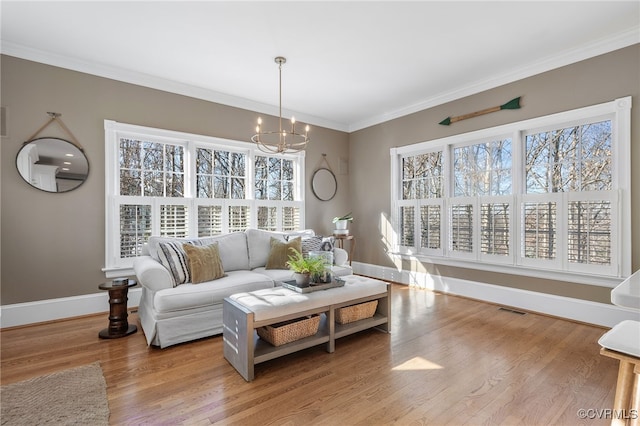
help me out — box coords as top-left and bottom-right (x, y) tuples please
(133, 228), (352, 348)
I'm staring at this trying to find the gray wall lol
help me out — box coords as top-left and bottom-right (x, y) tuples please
(2, 45), (638, 307)
(0, 55), (349, 304)
(349, 44), (640, 304)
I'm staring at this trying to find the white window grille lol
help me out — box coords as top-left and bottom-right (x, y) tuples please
(104, 120), (305, 273)
(390, 97), (631, 284)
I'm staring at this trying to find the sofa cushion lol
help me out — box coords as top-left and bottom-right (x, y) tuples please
(246, 228), (315, 269)
(152, 270), (274, 313)
(148, 232), (249, 273)
(251, 267), (296, 282)
(201, 232), (250, 272)
(246, 229), (288, 269)
(183, 243), (225, 283)
(265, 237), (301, 269)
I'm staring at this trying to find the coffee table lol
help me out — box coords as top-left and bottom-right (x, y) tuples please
(223, 275), (391, 381)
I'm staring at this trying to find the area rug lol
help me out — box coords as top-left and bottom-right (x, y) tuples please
(0, 362), (109, 425)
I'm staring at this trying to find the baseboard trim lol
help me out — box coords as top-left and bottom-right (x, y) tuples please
(352, 262), (637, 328)
(0, 288), (142, 329)
(1, 266), (635, 329)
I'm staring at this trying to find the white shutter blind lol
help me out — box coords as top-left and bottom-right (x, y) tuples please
(283, 207), (300, 231)
(229, 206), (250, 233)
(257, 206), (277, 231)
(522, 201), (556, 260)
(420, 204), (441, 250)
(481, 203), (510, 256)
(567, 200), (611, 265)
(119, 204), (152, 258)
(450, 204), (473, 253)
(197, 205), (223, 237)
(160, 204), (188, 238)
(400, 205), (415, 247)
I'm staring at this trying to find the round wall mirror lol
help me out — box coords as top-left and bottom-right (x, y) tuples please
(16, 137), (89, 193)
(311, 167), (337, 201)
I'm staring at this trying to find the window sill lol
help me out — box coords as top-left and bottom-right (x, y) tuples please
(388, 252), (624, 288)
(102, 266), (135, 279)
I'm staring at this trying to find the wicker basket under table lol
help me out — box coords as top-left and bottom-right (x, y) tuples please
(336, 300), (378, 324)
(257, 315), (321, 346)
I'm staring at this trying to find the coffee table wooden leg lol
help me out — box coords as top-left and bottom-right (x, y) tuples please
(327, 309), (335, 353)
(223, 299), (255, 381)
(375, 286), (392, 333)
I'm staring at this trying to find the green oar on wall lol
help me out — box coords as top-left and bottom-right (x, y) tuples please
(439, 97), (521, 126)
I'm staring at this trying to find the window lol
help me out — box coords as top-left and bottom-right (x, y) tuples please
(104, 121), (305, 273)
(390, 97), (631, 283)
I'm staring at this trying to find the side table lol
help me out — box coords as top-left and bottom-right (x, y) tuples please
(333, 234), (355, 266)
(98, 279), (137, 339)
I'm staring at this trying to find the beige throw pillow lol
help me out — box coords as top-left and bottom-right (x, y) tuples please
(183, 243), (225, 284)
(265, 237), (301, 269)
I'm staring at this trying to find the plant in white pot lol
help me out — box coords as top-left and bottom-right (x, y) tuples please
(332, 212), (353, 235)
(286, 249), (326, 287)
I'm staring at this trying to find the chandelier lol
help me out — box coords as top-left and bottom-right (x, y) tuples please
(252, 57), (310, 154)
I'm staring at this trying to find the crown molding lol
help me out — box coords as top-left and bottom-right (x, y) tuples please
(347, 27), (640, 132)
(0, 41), (349, 133)
(2, 26), (638, 134)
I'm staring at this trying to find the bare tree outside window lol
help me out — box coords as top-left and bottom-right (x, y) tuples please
(196, 148), (246, 199)
(420, 205), (441, 249)
(481, 203), (509, 256)
(454, 139), (512, 197)
(525, 121), (612, 265)
(255, 155), (295, 201)
(400, 206), (415, 247)
(119, 204), (151, 258)
(119, 138), (184, 197)
(402, 152), (443, 200)
(451, 204), (473, 252)
(522, 202), (557, 260)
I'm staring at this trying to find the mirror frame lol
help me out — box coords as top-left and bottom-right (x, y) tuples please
(16, 137), (90, 193)
(311, 167), (337, 201)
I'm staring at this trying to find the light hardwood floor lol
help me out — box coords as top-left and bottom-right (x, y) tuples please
(1, 284), (618, 425)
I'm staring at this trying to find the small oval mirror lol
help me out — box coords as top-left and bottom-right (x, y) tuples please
(312, 168), (337, 201)
(16, 137), (89, 193)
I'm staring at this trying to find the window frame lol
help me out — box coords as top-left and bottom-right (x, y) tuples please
(104, 120), (305, 276)
(390, 96), (631, 286)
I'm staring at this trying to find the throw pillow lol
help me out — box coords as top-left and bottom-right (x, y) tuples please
(183, 243), (225, 284)
(157, 241), (193, 286)
(321, 236), (335, 252)
(265, 237), (301, 269)
(299, 235), (323, 257)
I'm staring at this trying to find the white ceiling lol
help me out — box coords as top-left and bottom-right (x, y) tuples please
(2, 1), (639, 132)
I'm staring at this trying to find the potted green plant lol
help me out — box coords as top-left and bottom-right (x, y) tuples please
(286, 248), (326, 287)
(332, 212), (353, 234)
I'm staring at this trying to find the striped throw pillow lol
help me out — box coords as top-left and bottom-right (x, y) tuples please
(157, 241), (193, 286)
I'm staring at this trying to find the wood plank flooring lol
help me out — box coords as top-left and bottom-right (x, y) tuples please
(1, 284), (619, 425)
